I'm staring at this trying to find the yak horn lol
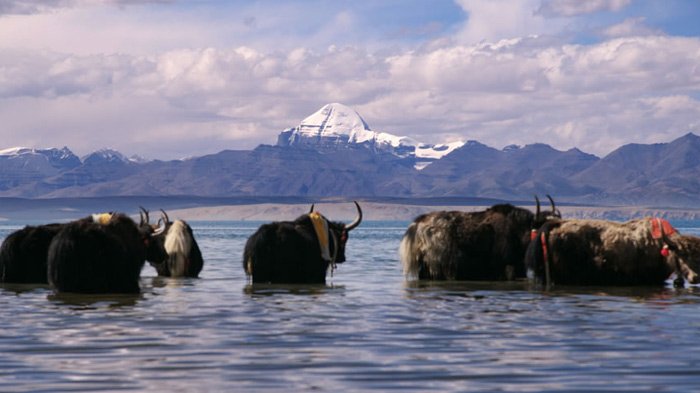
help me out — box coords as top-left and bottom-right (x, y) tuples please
(139, 206), (149, 226)
(344, 201), (363, 231)
(309, 204), (315, 214)
(152, 219), (167, 236)
(159, 209), (171, 225)
(546, 194), (561, 217)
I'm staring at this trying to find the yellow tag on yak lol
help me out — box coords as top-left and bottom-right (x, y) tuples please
(309, 212), (331, 262)
(92, 213), (113, 225)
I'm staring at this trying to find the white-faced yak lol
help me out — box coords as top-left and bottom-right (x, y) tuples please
(400, 196), (561, 281)
(525, 218), (700, 287)
(146, 210), (204, 278)
(47, 212), (155, 293)
(243, 201), (363, 284)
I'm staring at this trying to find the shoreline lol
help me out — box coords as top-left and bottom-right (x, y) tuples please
(2, 196), (700, 222)
(166, 202), (700, 222)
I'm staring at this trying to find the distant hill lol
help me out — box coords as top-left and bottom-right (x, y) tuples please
(1, 103), (700, 207)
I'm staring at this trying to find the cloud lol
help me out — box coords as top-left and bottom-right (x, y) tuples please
(1, 32), (699, 159)
(600, 17), (664, 38)
(0, 1), (698, 160)
(536, 0), (631, 18)
(454, 0), (555, 44)
(0, 0), (71, 15)
(0, 0), (171, 16)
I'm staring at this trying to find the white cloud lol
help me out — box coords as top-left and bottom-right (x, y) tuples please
(3, 33), (700, 159)
(601, 17), (663, 38)
(0, 1), (699, 160)
(453, 0), (557, 44)
(0, 0), (172, 16)
(536, 0), (631, 18)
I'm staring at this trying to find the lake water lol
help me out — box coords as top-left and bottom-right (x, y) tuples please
(2, 220), (700, 392)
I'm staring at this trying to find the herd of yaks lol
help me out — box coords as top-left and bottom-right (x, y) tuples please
(1, 196), (699, 294)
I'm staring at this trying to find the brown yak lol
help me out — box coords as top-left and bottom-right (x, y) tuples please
(525, 218), (700, 287)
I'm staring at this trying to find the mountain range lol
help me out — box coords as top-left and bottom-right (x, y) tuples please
(2, 102), (700, 207)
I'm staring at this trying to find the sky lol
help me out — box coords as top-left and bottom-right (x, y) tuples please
(1, 0), (699, 160)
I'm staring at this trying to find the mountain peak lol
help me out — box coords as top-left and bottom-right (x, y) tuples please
(306, 102), (371, 135)
(277, 103), (372, 148)
(82, 148), (129, 164)
(275, 103), (464, 168)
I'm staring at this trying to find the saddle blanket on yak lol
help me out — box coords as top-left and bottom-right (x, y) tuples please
(649, 217), (677, 239)
(309, 212), (332, 262)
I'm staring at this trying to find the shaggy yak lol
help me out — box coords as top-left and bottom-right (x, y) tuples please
(526, 217), (700, 287)
(146, 210), (204, 278)
(47, 212), (157, 293)
(400, 196), (561, 281)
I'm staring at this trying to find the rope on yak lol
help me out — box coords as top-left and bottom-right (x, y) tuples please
(652, 217), (684, 288)
(540, 231), (551, 288)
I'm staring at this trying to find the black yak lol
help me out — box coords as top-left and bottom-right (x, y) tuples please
(400, 196), (561, 281)
(0, 223), (64, 284)
(146, 210), (204, 278)
(47, 212), (155, 293)
(243, 202), (363, 284)
(0, 208), (157, 285)
(525, 218), (700, 287)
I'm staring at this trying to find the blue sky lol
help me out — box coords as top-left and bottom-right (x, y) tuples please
(1, 0), (699, 159)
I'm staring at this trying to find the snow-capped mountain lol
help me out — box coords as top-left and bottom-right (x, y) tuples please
(82, 148), (131, 164)
(276, 103), (464, 169)
(0, 146), (81, 169)
(0, 147), (81, 190)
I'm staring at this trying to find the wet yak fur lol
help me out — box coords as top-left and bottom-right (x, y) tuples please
(47, 213), (152, 293)
(147, 215), (204, 278)
(525, 218), (700, 286)
(400, 200), (560, 281)
(243, 202), (362, 284)
(0, 223), (65, 283)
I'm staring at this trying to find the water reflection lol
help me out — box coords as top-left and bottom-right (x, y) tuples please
(1, 221), (700, 392)
(0, 282), (50, 295)
(47, 292), (143, 309)
(243, 283), (343, 297)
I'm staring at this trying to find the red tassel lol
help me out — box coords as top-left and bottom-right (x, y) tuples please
(661, 245), (670, 257)
(530, 229), (537, 241)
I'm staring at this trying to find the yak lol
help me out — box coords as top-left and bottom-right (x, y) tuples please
(525, 218), (700, 287)
(47, 211), (159, 293)
(146, 210), (204, 278)
(0, 208), (158, 285)
(243, 201), (363, 284)
(400, 196), (561, 281)
(0, 223), (64, 284)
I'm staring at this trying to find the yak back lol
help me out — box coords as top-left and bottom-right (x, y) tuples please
(48, 214), (146, 293)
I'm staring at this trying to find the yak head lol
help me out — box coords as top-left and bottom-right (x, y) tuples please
(665, 235), (700, 285)
(138, 207), (170, 263)
(533, 194), (562, 228)
(308, 201), (363, 264)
